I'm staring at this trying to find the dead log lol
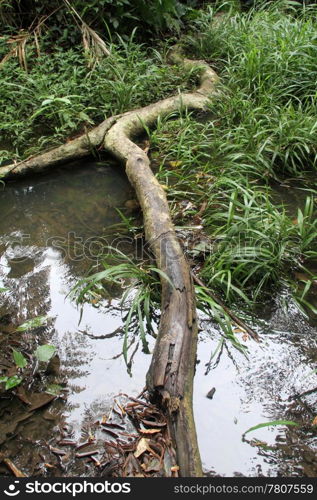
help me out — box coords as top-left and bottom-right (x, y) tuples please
(0, 116), (118, 179)
(0, 51), (219, 476)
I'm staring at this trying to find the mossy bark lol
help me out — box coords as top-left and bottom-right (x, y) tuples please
(0, 52), (219, 477)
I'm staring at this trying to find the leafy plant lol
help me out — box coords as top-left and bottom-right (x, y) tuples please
(196, 285), (248, 355)
(148, 2), (317, 312)
(72, 248), (172, 369)
(0, 315), (56, 392)
(12, 349), (28, 369)
(0, 375), (23, 391)
(35, 344), (56, 363)
(16, 315), (49, 331)
(0, 37), (198, 164)
(243, 419), (299, 438)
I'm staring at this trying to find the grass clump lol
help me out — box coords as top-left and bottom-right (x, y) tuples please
(72, 247), (248, 366)
(51, 1), (317, 353)
(3, 1), (317, 359)
(0, 35), (198, 164)
(71, 249), (164, 370)
(148, 1), (317, 311)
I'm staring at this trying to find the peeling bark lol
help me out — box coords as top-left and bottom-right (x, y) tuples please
(0, 52), (219, 477)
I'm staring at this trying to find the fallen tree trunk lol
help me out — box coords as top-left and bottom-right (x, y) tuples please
(0, 51), (218, 476)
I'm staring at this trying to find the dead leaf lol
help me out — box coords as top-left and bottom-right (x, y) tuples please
(27, 392), (56, 412)
(3, 458), (26, 477)
(16, 386), (32, 405)
(197, 201), (207, 217)
(139, 428), (161, 435)
(250, 439), (267, 447)
(233, 326), (247, 334)
(49, 446), (67, 456)
(44, 463), (55, 469)
(141, 419), (166, 428)
(101, 415), (108, 424)
(134, 438), (150, 458)
(312, 416), (317, 426)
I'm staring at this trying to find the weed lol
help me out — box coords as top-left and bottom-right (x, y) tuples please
(0, 36), (198, 163)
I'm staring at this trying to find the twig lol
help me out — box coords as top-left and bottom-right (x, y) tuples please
(191, 271), (260, 342)
(79, 326), (123, 340)
(3, 458), (26, 477)
(290, 386), (317, 400)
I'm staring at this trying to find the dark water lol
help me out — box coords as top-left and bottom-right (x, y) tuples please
(0, 165), (316, 477)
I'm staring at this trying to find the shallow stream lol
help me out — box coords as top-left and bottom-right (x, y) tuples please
(0, 162), (316, 477)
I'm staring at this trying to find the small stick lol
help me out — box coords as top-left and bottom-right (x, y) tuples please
(49, 446), (67, 457)
(101, 428), (119, 439)
(76, 440), (96, 450)
(290, 386), (317, 400)
(58, 439), (77, 447)
(3, 458), (26, 477)
(75, 450), (99, 459)
(191, 272), (260, 342)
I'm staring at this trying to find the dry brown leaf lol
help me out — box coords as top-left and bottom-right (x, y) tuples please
(141, 419), (166, 428)
(312, 416), (317, 426)
(134, 438), (151, 458)
(44, 463), (55, 469)
(233, 326), (247, 334)
(140, 428), (161, 434)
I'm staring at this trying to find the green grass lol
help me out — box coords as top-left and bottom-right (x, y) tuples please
(0, 34), (198, 165)
(2, 0), (317, 359)
(71, 247), (248, 364)
(148, 1), (317, 309)
(71, 1), (317, 349)
(71, 248), (165, 371)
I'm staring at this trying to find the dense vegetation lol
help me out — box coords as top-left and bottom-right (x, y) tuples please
(0, 0), (199, 37)
(154, 1), (317, 312)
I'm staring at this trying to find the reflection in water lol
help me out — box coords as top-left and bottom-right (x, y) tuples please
(0, 163), (316, 476)
(0, 161), (152, 476)
(195, 290), (317, 477)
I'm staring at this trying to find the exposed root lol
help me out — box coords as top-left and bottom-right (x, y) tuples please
(0, 50), (219, 477)
(0, 116), (118, 179)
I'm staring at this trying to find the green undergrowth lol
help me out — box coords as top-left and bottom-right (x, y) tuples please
(150, 1), (317, 312)
(72, 248), (248, 368)
(0, 34), (199, 164)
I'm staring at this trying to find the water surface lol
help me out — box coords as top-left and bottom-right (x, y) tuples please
(0, 165), (316, 477)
